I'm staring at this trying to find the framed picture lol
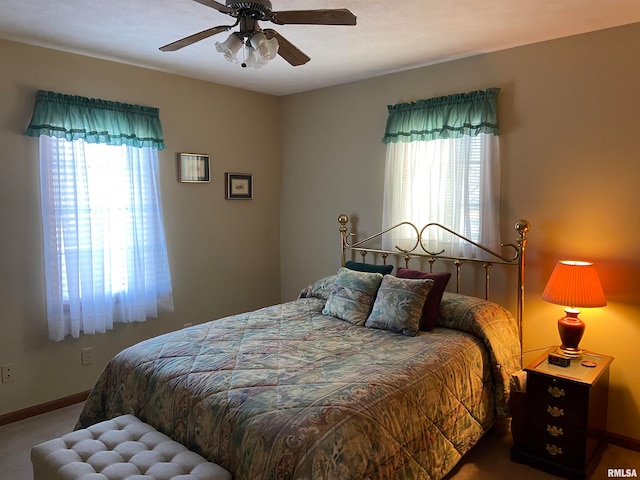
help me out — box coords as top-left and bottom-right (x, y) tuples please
(225, 173), (253, 200)
(178, 153), (210, 183)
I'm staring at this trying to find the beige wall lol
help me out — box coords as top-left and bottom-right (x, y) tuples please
(281, 23), (640, 440)
(0, 40), (282, 415)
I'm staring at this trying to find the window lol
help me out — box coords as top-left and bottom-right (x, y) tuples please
(381, 88), (501, 257)
(25, 90), (173, 341)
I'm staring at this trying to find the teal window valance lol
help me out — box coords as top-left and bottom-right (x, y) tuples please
(382, 88), (500, 144)
(24, 90), (166, 150)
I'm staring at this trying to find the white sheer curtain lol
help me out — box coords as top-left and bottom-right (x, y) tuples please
(39, 136), (173, 341)
(381, 133), (500, 257)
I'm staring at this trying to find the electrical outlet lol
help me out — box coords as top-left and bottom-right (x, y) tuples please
(81, 347), (93, 366)
(1, 364), (15, 383)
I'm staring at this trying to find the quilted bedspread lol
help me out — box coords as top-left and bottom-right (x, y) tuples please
(79, 287), (520, 480)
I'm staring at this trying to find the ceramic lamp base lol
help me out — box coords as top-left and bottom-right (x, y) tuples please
(557, 309), (584, 358)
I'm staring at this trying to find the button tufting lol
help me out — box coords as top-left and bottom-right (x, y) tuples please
(31, 414), (231, 480)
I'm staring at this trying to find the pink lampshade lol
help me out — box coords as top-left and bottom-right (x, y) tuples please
(542, 261), (607, 308)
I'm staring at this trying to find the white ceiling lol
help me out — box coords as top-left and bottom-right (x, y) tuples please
(2, 0), (640, 96)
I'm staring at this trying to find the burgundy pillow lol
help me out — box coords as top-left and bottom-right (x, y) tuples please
(396, 268), (451, 331)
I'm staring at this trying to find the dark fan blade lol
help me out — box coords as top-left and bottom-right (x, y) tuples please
(191, 0), (234, 14)
(263, 29), (310, 66)
(271, 9), (357, 26)
(160, 26), (229, 52)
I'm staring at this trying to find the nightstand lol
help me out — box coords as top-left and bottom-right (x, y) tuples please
(510, 346), (613, 480)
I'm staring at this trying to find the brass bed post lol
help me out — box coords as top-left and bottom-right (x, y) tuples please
(515, 220), (530, 367)
(338, 214), (349, 267)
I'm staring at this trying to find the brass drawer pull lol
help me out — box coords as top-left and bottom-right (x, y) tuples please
(547, 405), (564, 417)
(548, 386), (565, 398)
(546, 444), (563, 456)
(546, 425), (564, 436)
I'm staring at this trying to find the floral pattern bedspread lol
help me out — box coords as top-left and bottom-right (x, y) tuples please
(79, 290), (520, 480)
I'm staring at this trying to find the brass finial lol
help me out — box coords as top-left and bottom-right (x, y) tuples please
(515, 219), (530, 236)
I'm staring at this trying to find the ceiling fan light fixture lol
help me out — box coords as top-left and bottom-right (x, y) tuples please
(215, 32), (243, 63)
(250, 32), (279, 61)
(161, 0), (356, 68)
(243, 45), (266, 69)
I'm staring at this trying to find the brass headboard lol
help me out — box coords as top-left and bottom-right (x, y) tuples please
(338, 214), (530, 358)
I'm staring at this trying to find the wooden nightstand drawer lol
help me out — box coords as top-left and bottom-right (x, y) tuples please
(527, 437), (585, 468)
(529, 400), (586, 427)
(528, 373), (588, 404)
(528, 418), (585, 444)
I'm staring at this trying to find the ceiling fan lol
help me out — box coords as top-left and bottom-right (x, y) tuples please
(160, 0), (357, 68)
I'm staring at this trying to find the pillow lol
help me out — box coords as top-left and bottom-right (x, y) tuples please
(298, 274), (337, 301)
(322, 267), (383, 326)
(345, 260), (393, 275)
(396, 268), (451, 331)
(365, 275), (434, 336)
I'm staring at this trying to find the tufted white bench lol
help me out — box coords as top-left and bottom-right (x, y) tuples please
(31, 414), (231, 480)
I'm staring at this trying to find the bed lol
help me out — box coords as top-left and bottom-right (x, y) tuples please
(78, 215), (530, 480)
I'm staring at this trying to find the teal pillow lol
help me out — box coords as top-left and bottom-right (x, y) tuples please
(323, 267), (383, 326)
(345, 261), (393, 275)
(365, 275), (434, 336)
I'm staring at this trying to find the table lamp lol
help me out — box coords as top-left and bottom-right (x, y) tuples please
(541, 260), (607, 358)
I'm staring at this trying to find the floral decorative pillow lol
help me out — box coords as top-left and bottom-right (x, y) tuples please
(396, 268), (451, 331)
(298, 274), (337, 301)
(365, 275), (434, 336)
(322, 267), (383, 326)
